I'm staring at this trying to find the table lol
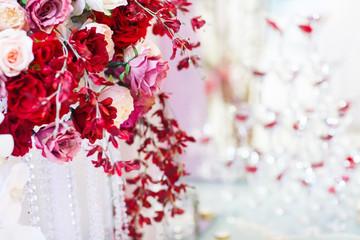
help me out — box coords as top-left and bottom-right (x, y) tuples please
(186, 180), (360, 240)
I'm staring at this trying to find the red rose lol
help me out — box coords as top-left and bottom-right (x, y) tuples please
(31, 31), (63, 67)
(6, 71), (69, 125)
(30, 31), (82, 102)
(93, 2), (151, 52)
(70, 27), (109, 73)
(31, 31), (84, 80)
(7, 72), (52, 124)
(0, 112), (34, 157)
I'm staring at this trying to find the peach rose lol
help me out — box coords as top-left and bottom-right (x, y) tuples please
(98, 85), (134, 127)
(0, 29), (34, 77)
(82, 20), (115, 60)
(0, 0), (29, 31)
(124, 39), (162, 62)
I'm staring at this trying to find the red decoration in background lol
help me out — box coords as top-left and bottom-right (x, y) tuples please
(339, 101), (351, 117)
(345, 156), (357, 169)
(252, 70), (267, 77)
(311, 161), (324, 169)
(328, 186), (336, 194)
(266, 18), (282, 35)
(298, 24), (313, 34)
(245, 166), (258, 173)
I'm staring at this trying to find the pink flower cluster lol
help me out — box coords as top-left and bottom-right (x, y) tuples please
(0, 0), (205, 237)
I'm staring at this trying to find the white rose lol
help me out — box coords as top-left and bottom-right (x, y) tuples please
(0, 29), (34, 77)
(86, 0), (128, 16)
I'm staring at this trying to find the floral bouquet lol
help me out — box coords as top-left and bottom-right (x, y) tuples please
(0, 0), (205, 238)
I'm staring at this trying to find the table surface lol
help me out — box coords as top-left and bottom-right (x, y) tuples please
(187, 180), (360, 240)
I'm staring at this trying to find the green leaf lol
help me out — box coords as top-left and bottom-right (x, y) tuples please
(91, 9), (96, 22)
(20, 0), (28, 6)
(127, 47), (139, 63)
(33, 64), (41, 70)
(125, 64), (131, 75)
(120, 64), (131, 82)
(109, 74), (114, 83)
(120, 71), (126, 82)
(106, 61), (127, 68)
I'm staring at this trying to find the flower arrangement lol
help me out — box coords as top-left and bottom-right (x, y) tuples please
(0, 0), (205, 238)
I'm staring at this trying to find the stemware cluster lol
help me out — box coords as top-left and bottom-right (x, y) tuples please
(200, 11), (360, 236)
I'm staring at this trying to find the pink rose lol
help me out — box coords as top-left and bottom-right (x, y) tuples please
(26, 0), (73, 34)
(34, 122), (81, 164)
(82, 20), (115, 61)
(98, 85), (134, 127)
(125, 49), (169, 96)
(0, 0), (29, 31)
(0, 29), (33, 77)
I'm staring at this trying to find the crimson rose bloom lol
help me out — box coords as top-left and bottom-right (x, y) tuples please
(93, 2), (151, 52)
(31, 31), (84, 80)
(30, 32), (82, 101)
(7, 71), (52, 124)
(31, 31), (64, 66)
(70, 27), (109, 73)
(6, 71), (69, 126)
(0, 112), (33, 157)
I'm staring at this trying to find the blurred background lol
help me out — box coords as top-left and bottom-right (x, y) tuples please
(158, 0), (360, 239)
